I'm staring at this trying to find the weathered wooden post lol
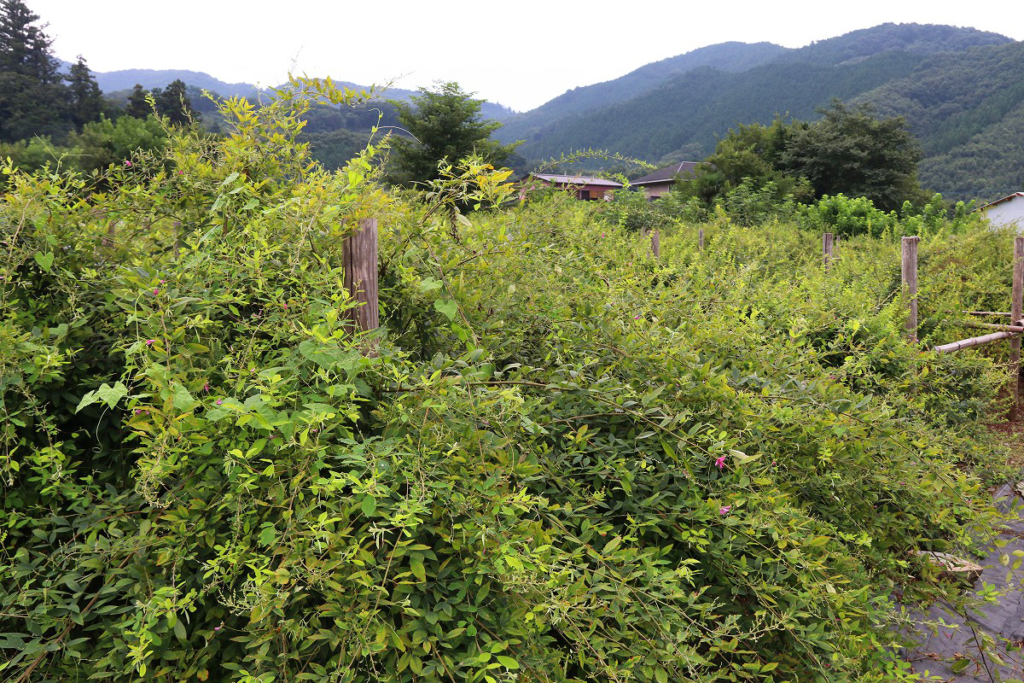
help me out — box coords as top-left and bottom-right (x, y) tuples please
(343, 218), (379, 333)
(823, 233), (834, 271)
(1011, 236), (1024, 419)
(650, 229), (660, 259)
(698, 228), (705, 252)
(902, 236), (919, 341)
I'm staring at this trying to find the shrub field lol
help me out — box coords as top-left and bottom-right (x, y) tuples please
(1, 85), (1020, 682)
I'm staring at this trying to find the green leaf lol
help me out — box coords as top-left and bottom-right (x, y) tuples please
(33, 252), (54, 272)
(410, 556), (426, 582)
(496, 656), (519, 670)
(173, 618), (187, 642)
(172, 384), (197, 411)
(259, 526), (277, 546)
(361, 496), (377, 517)
(419, 278), (443, 293)
(434, 298), (458, 321)
(76, 382), (129, 413)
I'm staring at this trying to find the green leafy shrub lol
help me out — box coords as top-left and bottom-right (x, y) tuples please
(0, 80), (1014, 683)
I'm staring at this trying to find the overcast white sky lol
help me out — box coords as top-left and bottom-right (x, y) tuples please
(29, 0), (1024, 112)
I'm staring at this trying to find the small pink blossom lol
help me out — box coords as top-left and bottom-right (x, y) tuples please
(145, 339), (155, 346)
(160, 279), (165, 284)
(134, 409), (142, 415)
(633, 314), (641, 320)
(216, 399), (223, 405)
(719, 506), (732, 516)
(203, 384), (210, 392)
(153, 288), (159, 295)
(124, 160), (132, 168)
(715, 455), (726, 470)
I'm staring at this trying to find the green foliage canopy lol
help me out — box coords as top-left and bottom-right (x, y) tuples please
(388, 81), (519, 185)
(0, 77), (1015, 683)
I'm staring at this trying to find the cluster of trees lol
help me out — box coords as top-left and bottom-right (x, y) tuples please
(0, 0), (107, 143)
(674, 101), (928, 213)
(0, 0), (514, 186)
(0, 0), (198, 176)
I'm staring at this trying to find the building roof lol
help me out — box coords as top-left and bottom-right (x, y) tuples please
(632, 161), (700, 186)
(977, 192), (1024, 212)
(527, 173), (622, 188)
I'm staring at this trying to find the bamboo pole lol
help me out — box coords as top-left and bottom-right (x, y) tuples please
(651, 229), (660, 259)
(698, 229), (704, 252)
(823, 233), (834, 271)
(902, 236), (920, 341)
(964, 321), (1024, 333)
(965, 311), (1012, 317)
(1012, 236), (1024, 419)
(934, 331), (1019, 354)
(342, 218), (379, 333)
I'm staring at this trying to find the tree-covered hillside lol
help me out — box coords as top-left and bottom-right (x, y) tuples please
(509, 50), (923, 163)
(497, 41), (787, 142)
(496, 23), (1011, 152)
(855, 40), (1024, 202)
(498, 23), (1022, 203)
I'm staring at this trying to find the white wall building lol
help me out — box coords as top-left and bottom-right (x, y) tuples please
(979, 192), (1024, 229)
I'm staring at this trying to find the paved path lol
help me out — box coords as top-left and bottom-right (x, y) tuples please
(904, 484), (1024, 682)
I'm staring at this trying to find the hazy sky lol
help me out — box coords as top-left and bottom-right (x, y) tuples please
(30, 0), (1024, 112)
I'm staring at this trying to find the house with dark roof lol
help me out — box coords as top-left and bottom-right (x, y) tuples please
(977, 192), (1024, 229)
(521, 173), (623, 201)
(631, 161), (700, 199)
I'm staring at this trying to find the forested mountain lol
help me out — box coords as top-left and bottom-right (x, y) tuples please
(498, 42), (787, 141)
(854, 41), (1024, 201)
(74, 65), (516, 121)
(495, 23), (1020, 203)
(508, 50), (923, 163)
(88, 68), (258, 98)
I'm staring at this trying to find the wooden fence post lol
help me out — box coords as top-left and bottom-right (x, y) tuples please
(823, 233), (834, 271)
(698, 228), (705, 252)
(902, 236), (919, 342)
(650, 229), (660, 259)
(1011, 236), (1024, 420)
(343, 218), (379, 333)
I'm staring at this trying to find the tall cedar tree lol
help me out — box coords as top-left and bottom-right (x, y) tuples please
(66, 55), (103, 130)
(389, 81), (518, 185)
(153, 79), (198, 126)
(126, 84), (151, 119)
(0, 0), (68, 142)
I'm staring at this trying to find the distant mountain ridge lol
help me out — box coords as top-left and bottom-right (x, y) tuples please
(74, 66), (515, 120)
(494, 23), (1020, 202)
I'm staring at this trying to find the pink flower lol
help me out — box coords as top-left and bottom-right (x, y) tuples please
(153, 288), (159, 295)
(145, 339), (155, 346)
(715, 455), (726, 470)
(124, 160), (132, 168)
(203, 384), (210, 392)
(160, 279), (165, 284)
(719, 506), (732, 516)
(633, 314), (641, 320)
(216, 399), (223, 405)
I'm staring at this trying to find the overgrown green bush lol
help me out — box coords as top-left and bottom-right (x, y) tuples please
(0, 80), (1016, 683)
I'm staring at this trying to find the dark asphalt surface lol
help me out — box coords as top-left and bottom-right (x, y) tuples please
(903, 484), (1024, 682)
